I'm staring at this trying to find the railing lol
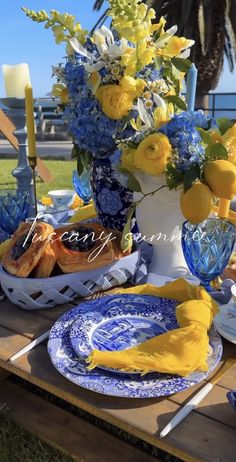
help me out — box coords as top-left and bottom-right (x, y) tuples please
(195, 93), (236, 119)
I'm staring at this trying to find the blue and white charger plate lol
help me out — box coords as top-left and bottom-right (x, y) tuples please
(48, 294), (223, 398)
(213, 303), (236, 344)
(69, 295), (170, 373)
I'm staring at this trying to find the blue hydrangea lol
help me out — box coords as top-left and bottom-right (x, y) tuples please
(63, 56), (135, 156)
(160, 111), (208, 171)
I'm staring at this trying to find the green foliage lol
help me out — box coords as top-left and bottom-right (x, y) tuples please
(197, 128), (213, 146)
(165, 163), (184, 190)
(183, 164), (201, 192)
(207, 143), (228, 160)
(72, 145), (92, 175)
(117, 166), (142, 192)
(216, 117), (234, 135)
(165, 95), (187, 110)
(171, 57), (192, 72)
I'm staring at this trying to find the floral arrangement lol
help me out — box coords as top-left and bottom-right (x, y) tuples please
(23, 1), (236, 234)
(23, 0), (194, 167)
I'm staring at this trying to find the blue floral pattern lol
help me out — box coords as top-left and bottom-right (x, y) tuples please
(91, 155), (133, 230)
(48, 294), (223, 398)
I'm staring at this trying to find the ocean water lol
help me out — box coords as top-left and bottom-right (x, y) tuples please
(1, 94), (236, 119)
(206, 94), (236, 120)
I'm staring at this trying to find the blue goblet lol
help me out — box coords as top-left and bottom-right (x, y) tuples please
(0, 189), (30, 236)
(182, 218), (235, 292)
(72, 169), (92, 205)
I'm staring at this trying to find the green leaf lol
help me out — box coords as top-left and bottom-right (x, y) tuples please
(170, 63), (180, 82)
(183, 165), (201, 192)
(166, 95), (187, 111)
(197, 128), (212, 146)
(117, 166), (142, 192)
(121, 207), (135, 252)
(165, 164), (184, 190)
(172, 57), (192, 72)
(153, 56), (163, 69)
(76, 156), (84, 176)
(216, 118), (234, 135)
(208, 143), (228, 159)
(83, 151), (92, 170)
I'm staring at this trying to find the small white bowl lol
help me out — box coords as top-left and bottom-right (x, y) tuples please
(48, 189), (75, 210)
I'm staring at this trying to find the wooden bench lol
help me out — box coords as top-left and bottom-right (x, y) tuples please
(0, 296), (235, 462)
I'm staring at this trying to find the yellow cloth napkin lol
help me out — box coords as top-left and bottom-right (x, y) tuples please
(69, 202), (97, 223)
(88, 279), (219, 377)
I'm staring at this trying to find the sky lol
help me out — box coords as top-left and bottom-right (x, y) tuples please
(0, 0), (235, 97)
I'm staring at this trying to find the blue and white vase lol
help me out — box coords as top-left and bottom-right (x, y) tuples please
(91, 152), (133, 231)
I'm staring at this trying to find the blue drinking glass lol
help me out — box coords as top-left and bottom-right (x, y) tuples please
(0, 189), (30, 236)
(72, 169), (93, 205)
(182, 218), (235, 292)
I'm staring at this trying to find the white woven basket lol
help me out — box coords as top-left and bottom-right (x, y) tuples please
(0, 250), (140, 310)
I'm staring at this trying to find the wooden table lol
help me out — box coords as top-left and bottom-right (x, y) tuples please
(0, 295), (235, 462)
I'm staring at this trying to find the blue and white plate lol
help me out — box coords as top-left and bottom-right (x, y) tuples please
(69, 296), (171, 373)
(213, 303), (236, 344)
(48, 294), (223, 398)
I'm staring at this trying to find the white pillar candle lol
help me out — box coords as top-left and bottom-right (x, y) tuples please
(2, 63), (31, 98)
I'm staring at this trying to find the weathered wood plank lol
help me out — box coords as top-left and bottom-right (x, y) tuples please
(171, 382), (236, 430)
(0, 345), (235, 462)
(0, 327), (31, 361)
(0, 300), (53, 338)
(0, 381), (157, 462)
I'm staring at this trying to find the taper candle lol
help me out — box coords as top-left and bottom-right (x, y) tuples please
(2, 63), (31, 98)
(186, 64), (198, 111)
(25, 84), (36, 157)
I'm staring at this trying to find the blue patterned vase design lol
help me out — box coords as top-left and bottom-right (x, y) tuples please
(91, 152), (133, 231)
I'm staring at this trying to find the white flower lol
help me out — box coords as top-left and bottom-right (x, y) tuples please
(70, 27), (128, 76)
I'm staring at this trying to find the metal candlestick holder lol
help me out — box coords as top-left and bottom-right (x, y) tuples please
(0, 97), (37, 217)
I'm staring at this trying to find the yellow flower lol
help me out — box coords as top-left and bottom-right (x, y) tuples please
(52, 83), (68, 104)
(223, 123), (236, 140)
(209, 129), (222, 144)
(87, 72), (101, 94)
(96, 85), (133, 120)
(121, 39), (156, 75)
(157, 36), (194, 58)
(41, 196), (53, 206)
(120, 76), (146, 98)
(121, 147), (136, 171)
(153, 104), (173, 129)
(134, 133), (172, 175)
(223, 136), (236, 165)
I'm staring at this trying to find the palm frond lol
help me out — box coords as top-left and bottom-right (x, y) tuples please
(93, 0), (106, 11)
(229, 0), (236, 42)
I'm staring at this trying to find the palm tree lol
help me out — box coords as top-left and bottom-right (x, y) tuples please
(93, 0), (236, 108)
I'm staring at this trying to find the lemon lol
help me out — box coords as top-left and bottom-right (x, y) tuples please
(180, 182), (214, 224)
(0, 239), (11, 262)
(204, 159), (236, 199)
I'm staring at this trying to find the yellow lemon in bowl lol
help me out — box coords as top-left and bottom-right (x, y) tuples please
(180, 182), (214, 224)
(204, 159), (236, 200)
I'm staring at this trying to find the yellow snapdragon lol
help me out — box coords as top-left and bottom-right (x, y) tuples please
(153, 104), (174, 129)
(109, 0), (156, 43)
(52, 83), (69, 104)
(157, 36), (194, 58)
